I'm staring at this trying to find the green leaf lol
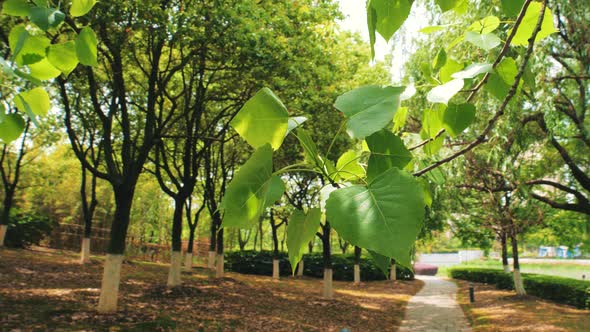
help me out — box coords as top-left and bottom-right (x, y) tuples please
(220, 144), (285, 229)
(70, 0), (97, 17)
(366, 130), (412, 182)
(76, 26), (99, 66)
(442, 103), (476, 137)
(286, 116), (307, 136)
(230, 88), (289, 150)
(485, 73), (510, 100)
(334, 85), (405, 139)
(2, 0), (33, 16)
(392, 106), (408, 133)
(14, 87), (51, 116)
(9, 25), (50, 66)
(28, 58), (61, 80)
(368, 250), (392, 276)
(421, 107), (446, 156)
(468, 16), (500, 34)
(439, 59), (464, 83)
(427, 79), (464, 105)
(419, 25), (448, 34)
(335, 150), (365, 181)
(465, 31), (501, 51)
(451, 63), (492, 79)
(325, 167), (424, 264)
(286, 208), (321, 274)
(47, 41), (79, 76)
(501, 0), (524, 17)
(435, 0), (459, 12)
(419, 179), (433, 208)
(495, 57), (518, 85)
(510, 2), (556, 46)
(368, 0), (412, 42)
(367, 2), (377, 59)
(0, 113), (26, 143)
(29, 7), (65, 31)
(295, 128), (336, 178)
(432, 48), (447, 72)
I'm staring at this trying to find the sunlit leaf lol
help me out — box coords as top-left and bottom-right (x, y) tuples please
(509, 2), (556, 46)
(47, 41), (79, 76)
(435, 0), (459, 12)
(231, 88), (289, 150)
(368, 0), (412, 42)
(14, 87), (51, 116)
(451, 63), (492, 79)
(220, 144), (285, 229)
(468, 16), (500, 34)
(76, 27), (98, 66)
(286, 116), (307, 136)
(427, 79), (464, 104)
(465, 31), (501, 51)
(28, 58), (61, 80)
(70, 0), (97, 17)
(439, 59), (464, 83)
(9, 25), (50, 66)
(495, 57), (518, 85)
(335, 150), (365, 181)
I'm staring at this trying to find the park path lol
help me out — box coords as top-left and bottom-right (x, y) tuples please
(398, 276), (471, 332)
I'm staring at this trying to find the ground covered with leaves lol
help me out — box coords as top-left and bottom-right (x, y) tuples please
(0, 247), (423, 331)
(455, 280), (590, 332)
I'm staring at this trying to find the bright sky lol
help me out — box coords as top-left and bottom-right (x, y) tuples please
(337, 0), (430, 82)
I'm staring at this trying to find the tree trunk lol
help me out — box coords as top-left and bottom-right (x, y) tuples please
(321, 222), (333, 299)
(185, 224), (197, 271)
(0, 189), (14, 247)
(208, 218), (217, 269)
(510, 233), (526, 295)
(354, 246), (361, 285)
(297, 260), (304, 277)
(80, 237), (91, 264)
(390, 260), (397, 281)
(167, 198), (184, 287)
(258, 217), (263, 251)
(215, 226), (224, 278)
(270, 210), (280, 280)
(97, 188), (133, 313)
(501, 231), (510, 273)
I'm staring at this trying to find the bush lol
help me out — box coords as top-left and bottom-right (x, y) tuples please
(449, 267), (590, 309)
(4, 212), (55, 248)
(414, 263), (438, 276)
(224, 250), (414, 281)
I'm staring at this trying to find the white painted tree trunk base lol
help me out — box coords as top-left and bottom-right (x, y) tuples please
(513, 268), (526, 295)
(208, 251), (216, 269)
(97, 254), (124, 313)
(297, 260), (304, 277)
(390, 263), (397, 281)
(272, 259), (280, 280)
(167, 251), (182, 287)
(80, 237), (91, 264)
(0, 224), (7, 247)
(354, 264), (360, 285)
(322, 268), (333, 299)
(503, 264), (511, 273)
(184, 252), (193, 271)
(215, 254), (224, 278)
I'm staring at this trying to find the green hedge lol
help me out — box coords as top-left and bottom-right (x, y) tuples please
(449, 267), (590, 309)
(5, 212), (55, 248)
(224, 250), (414, 281)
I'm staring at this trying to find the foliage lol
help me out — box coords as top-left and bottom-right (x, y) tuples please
(450, 267), (590, 309)
(224, 250), (414, 281)
(0, 0), (98, 142)
(4, 211), (55, 248)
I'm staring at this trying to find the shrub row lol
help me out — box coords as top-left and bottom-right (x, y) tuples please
(4, 211), (55, 248)
(224, 250), (414, 281)
(449, 267), (590, 309)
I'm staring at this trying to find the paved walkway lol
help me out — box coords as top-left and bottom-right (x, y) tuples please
(398, 276), (471, 332)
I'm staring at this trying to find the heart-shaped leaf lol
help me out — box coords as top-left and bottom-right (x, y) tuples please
(366, 130), (412, 182)
(325, 167), (424, 267)
(287, 208), (321, 274)
(442, 103), (476, 137)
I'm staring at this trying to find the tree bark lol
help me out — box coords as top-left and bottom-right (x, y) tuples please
(510, 232), (526, 295)
(320, 222), (332, 298)
(215, 226), (224, 278)
(354, 246), (361, 285)
(501, 231), (510, 272)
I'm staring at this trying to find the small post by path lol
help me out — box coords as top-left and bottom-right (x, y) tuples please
(469, 283), (475, 303)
